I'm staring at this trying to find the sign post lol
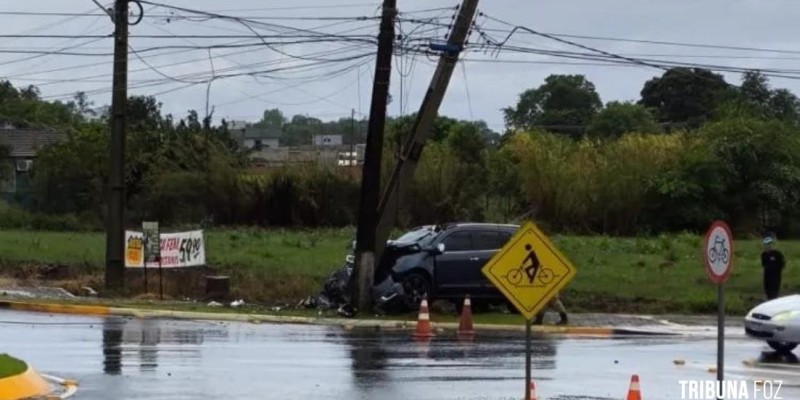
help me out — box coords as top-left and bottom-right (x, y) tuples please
(142, 221), (160, 297)
(703, 220), (734, 390)
(482, 221), (577, 400)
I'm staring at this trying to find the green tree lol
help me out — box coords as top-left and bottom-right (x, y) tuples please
(0, 81), (81, 128)
(740, 71), (772, 109)
(639, 67), (731, 128)
(283, 114), (321, 146)
(647, 115), (800, 232)
(256, 108), (286, 130)
(769, 88), (800, 123)
(503, 74), (602, 137)
(588, 101), (661, 137)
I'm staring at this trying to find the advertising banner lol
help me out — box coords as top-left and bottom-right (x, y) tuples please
(125, 230), (205, 268)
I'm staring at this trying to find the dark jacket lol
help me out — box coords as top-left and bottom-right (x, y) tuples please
(762, 249), (785, 274)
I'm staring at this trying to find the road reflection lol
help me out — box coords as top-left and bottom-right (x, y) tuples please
(342, 330), (559, 395)
(102, 318), (124, 375)
(101, 317), (214, 375)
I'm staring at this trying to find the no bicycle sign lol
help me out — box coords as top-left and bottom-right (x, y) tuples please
(704, 221), (734, 284)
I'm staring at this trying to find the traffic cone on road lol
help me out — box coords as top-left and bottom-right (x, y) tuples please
(457, 295), (474, 339)
(626, 374), (642, 400)
(522, 380), (537, 400)
(412, 296), (434, 340)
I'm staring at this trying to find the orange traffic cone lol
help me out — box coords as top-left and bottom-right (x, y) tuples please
(412, 296), (434, 339)
(457, 295), (474, 338)
(626, 374), (642, 400)
(528, 380), (537, 400)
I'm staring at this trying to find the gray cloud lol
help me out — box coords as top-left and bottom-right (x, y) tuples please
(2, 0), (799, 130)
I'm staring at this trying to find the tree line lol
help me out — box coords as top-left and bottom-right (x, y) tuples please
(1, 66), (799, 236)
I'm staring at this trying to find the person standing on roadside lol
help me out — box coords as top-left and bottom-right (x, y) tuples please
(761, 236), (786, 300)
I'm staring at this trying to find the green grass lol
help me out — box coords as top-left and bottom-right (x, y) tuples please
(0, 354), (26, 378)
(0, 229), (793, 315)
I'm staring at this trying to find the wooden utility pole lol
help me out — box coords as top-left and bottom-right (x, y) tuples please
(105, 0), (130, 291)
(352, 0), (397, 313)
(374, 0), (479, 262)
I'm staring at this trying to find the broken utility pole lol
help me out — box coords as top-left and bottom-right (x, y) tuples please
(351, 0), (397, 313)
(374, 0), (480, 263)
(105, 0), (130, 291)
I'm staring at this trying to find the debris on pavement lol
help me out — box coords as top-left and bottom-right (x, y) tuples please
(300, 264), (353, 315)
(301, 263), (406, 316)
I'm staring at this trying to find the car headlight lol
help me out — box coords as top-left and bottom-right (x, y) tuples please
(772, 310), (800, 322)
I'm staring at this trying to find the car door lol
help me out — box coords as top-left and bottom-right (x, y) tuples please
(471, 230), (511, 297)
(433, 230), (475, 298)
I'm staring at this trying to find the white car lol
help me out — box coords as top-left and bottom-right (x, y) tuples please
(744, 295), (800, 352)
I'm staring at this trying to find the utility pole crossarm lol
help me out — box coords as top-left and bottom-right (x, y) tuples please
(374, 0), (480, 263)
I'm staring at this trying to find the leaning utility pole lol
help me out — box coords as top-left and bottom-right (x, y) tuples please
(351, 0), (397, 313)
(374, 0), (479, 262)
(105, 0), (130, 291)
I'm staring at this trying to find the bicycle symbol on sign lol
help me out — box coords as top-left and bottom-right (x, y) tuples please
(708, 236), (730, 265)
(504, 244), (558, 287)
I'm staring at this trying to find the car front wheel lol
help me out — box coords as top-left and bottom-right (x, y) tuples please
(401, 272), (432, 311)
(768, 341), (798, 353)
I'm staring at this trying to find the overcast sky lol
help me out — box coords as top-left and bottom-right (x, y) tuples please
(3, 1), (800, 131)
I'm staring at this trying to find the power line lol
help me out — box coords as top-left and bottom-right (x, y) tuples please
(0, 34), (374, 39)
(39, 53), (375, 100)
(0, 39), (378, 57)
(13, 40), (376, 89)
(545, 32), (800, 57)
(479, 14), (667, 72)
(0, 11), (378, 21)
(424, 17), (800, 57)
(199, 4), (378, 12)
(0, 9), (385, 80)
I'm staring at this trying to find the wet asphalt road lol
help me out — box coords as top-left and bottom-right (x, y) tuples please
(2, 310), (800, 400)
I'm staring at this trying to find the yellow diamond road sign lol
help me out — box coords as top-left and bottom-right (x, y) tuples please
(481, 221), (577, 321)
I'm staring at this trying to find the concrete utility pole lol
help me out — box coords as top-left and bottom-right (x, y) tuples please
(352, 0), (397, 313)
(105, 0), (130, 291)
(350, 108), (356, 166)
(374, 0), (479, 263)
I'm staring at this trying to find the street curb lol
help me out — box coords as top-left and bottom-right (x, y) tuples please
(0, 301), (109, 316)
(0, 300), (679, 337)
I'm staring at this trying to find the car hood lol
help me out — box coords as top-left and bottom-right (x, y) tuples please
(749, 294), (800, 316)
(385, 240), (420, 250)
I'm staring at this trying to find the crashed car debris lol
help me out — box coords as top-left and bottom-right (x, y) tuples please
(307, 223), (520, 315)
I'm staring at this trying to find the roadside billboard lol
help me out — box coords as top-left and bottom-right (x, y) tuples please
(125, 230), (205, 268)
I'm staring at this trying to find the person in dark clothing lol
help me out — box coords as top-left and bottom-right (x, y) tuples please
(761, 236), (786, 300)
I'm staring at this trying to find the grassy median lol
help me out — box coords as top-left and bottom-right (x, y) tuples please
(0, 229), (797, 315)
(0, 354), (26, 379)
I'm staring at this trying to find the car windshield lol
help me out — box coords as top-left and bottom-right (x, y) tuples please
(395, 226), (437, 245)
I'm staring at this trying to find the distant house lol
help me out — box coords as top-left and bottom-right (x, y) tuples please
(243, 126), (282, 150)
(0, 129), (65, 197)
(313, 134), (343, 147)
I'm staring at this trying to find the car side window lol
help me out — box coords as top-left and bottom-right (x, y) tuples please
(497, 231), (512, 247)
(442, 231), (472, 252)
(473, 231), (504, 250)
